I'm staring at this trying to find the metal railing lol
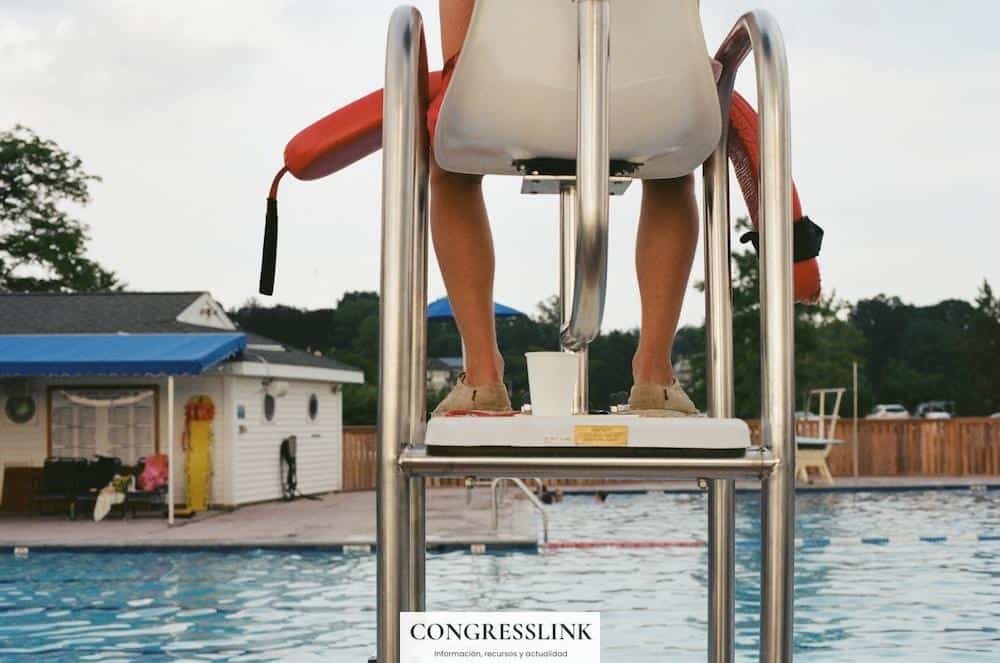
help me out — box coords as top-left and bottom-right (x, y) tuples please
(712, 13), (796, 662)
(560, 0), (610, 352)
(490, 478), (549, 544)
(376, 4), (795, 662)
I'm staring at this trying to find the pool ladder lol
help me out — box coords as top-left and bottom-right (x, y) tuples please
(490, 478), (549, 544)
(374, 3), (796, 662)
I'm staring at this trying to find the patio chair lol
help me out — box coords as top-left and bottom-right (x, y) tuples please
(32, 457), (86, 517)
(72, 456), (125, 520)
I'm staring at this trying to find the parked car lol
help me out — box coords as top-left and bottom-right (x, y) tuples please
(866, 404), (909, 419)
(914, 401), (955, 420)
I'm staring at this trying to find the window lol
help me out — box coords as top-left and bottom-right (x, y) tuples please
(308, 394), (319, 421)
(49, 388), (155, 462)
(51, 400), (97, 458)
(264, 394), (276, 422)
(108, 403), (154, 465)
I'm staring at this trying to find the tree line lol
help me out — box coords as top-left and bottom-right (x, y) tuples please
(5, 125), (997, 423)
(230, 244), (1000, 423)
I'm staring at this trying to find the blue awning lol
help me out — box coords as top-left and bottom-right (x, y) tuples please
(0, 333), (247, 377)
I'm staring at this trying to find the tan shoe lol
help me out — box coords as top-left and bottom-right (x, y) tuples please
(431, 373), (512, 417)
(627, 380), (699, 417)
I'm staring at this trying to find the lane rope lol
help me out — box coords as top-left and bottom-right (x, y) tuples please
(543, 534), (1000, 550)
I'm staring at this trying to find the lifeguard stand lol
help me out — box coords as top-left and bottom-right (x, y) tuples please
(372, 2), (796, 661)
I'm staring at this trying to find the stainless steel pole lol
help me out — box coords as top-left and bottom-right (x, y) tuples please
(562, 0), (610, 352)
(560, 183), (589, 414)
(167, 375), (175, 525)
(852, 361), (859, 477)
(716, 12), (794, 662)
(407, 47), (430, 611)
(378, 6), (426, 661)
(407, 477), (426, 611)
(703, 112), (736, 662)
(748, 14), (795, 663)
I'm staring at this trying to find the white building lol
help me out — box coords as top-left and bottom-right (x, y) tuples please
(0, 292), (363, 514)
(426, 356), (464, 392)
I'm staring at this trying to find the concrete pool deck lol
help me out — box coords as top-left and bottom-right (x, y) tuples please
(2, 476), (996, 553)
(0, 487), (537, 553)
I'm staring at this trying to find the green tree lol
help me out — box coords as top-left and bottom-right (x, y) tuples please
(965, 279), (1000, 414)
(685, 218), (865, 418)
(0, 125), (119, 292)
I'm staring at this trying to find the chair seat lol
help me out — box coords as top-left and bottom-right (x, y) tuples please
(434, 0), (721, 179)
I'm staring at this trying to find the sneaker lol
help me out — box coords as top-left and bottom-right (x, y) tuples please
(627, 379), (699, 417)
(431, 373), (512, 417)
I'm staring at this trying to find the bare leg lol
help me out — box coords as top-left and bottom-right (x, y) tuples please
(633, 175), (699, 384)
(430, 162), (503, 385)
(430, 0), (503, 387)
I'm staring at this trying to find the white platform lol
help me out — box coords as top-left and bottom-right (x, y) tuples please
(425, 415), (750, 451)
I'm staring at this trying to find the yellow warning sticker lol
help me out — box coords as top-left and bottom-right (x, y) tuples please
(573, 425), (629, 447)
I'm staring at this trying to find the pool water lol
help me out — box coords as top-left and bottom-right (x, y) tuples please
(2, 489), (998, 661)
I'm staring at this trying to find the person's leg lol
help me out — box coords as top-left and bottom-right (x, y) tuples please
(633, 175), (699, 385)
(439, 0), (474, 63)
(430, 163), (503, 385)
(432, 0), (503, 387)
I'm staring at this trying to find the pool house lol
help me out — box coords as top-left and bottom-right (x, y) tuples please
(0, 292), (363, 521)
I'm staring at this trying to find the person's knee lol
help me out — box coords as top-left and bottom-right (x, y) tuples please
(430, 160), (482, 193)
(642, 173), (695, 201)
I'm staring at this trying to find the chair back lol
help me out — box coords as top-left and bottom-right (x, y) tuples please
(434, 0), (722, 179)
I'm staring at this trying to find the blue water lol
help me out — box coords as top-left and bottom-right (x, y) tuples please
(2, 490), (999, 661)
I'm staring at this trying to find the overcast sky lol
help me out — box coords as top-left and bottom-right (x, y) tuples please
(3, 1), (998, 329)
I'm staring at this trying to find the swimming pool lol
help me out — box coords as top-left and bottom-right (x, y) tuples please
(2, 489), (998, 661)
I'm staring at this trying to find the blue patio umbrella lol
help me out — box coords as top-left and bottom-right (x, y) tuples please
(427, 297), (524, 368)
(426, 297), (524, 320)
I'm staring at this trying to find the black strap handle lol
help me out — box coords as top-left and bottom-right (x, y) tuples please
(259, 197), (278, 295)
(739, 215), (824, 263)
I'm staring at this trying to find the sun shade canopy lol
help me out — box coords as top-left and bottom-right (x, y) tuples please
(0, 333), (247, 377)
(427, 297), (523, 321)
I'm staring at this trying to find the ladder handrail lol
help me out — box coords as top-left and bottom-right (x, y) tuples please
(378, 5), (429, 661)
(490, 478), (550, 544)
(714, 11), (795, 663)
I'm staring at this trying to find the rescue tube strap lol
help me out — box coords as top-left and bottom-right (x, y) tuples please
(739, 215), (824, 263)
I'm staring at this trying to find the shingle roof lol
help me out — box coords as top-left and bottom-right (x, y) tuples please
(0, 292), (207, 334)
(0, 292), (362, 377)
(243, 332), (361, 373)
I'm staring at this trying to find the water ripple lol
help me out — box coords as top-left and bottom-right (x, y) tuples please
(1, 490), (997, 661)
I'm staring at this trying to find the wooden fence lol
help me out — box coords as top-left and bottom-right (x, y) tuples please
(341, 418), (1000, 491)
(775, 418), (1000, 477)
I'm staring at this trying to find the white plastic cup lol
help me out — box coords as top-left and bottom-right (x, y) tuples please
(525, 351), (578, 416)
